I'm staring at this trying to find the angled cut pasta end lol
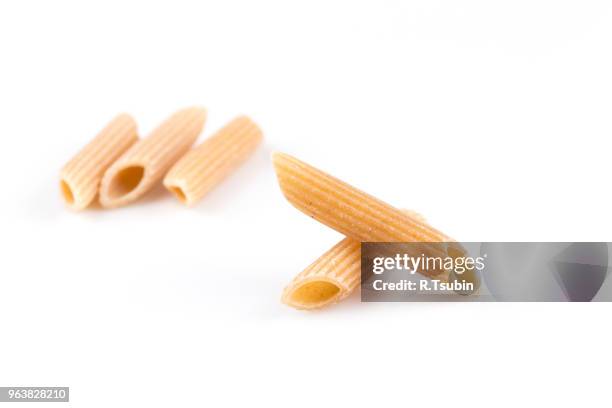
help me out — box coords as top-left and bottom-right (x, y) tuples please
(99, 107), (206, 208)
(282, 278), (345, 310)
(282, 238), (362, 311)
(271, 152), (295, 183)
(60, 113), (138, 210)
(271, 152), (311, 210)
(281, 210), (427, 311)
(164, 115), (263, 206)
(165, 107), (207, 136)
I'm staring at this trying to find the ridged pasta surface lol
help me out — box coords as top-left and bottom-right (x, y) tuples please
(164, 116), (262, 206)
(60, 113), (138, 210)
(99, 107), (206, 208)
(272, 153), (451, 252)
(282, 210), (426, 310)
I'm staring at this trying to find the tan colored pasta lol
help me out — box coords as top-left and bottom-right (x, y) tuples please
(272, 152), (457, 276)
(272, 152), (452, 243)
(274, 153), (481, 299)
(99, 107), (206, 208)
(60, 114), (138, 210)
(163, 116), (263, 206)
(282, 210), (426, 310)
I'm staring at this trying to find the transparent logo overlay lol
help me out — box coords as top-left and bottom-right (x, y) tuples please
(361, 242), (611, 302)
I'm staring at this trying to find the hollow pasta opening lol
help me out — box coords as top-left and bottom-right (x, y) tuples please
(288, 280), (341, 308)
(108, 166), (144, 198)
(60, 180), (74, 204)
(168, 186), (187, 203)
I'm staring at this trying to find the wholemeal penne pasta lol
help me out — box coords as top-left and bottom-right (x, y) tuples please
(60, 114), (138, 210)
(282, 210), (426, 310)
(99, 107), (206, 208)
(272, 152), (458, 278)
(163, 116), (263, 206)
(274, 153), (481, 295)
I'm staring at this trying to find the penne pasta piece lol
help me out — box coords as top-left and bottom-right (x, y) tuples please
(282, 210), (426, 310)
(60, 114), (138, 210)
(273, 153), (461, 276)
(273, 153), (481, 295)
(163, 116), (263, 206)
(272, 152), (452, 244)
(99, 107), (206, 208)
(282, 239), (360, 310)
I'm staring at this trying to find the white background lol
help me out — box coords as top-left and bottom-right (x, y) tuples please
(1, 1), (611, 406)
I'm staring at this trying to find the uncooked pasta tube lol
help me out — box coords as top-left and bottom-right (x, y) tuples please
(163, 116), (262, 206)
(282, 210), (426, 310)
(60, 113), (138, 210)
(272, 152), (458, 276)
(272, 152), (451, 243)
(99, 107), (206, 208)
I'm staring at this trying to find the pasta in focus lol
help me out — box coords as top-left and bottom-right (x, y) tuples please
(282, 210), (426, 310)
